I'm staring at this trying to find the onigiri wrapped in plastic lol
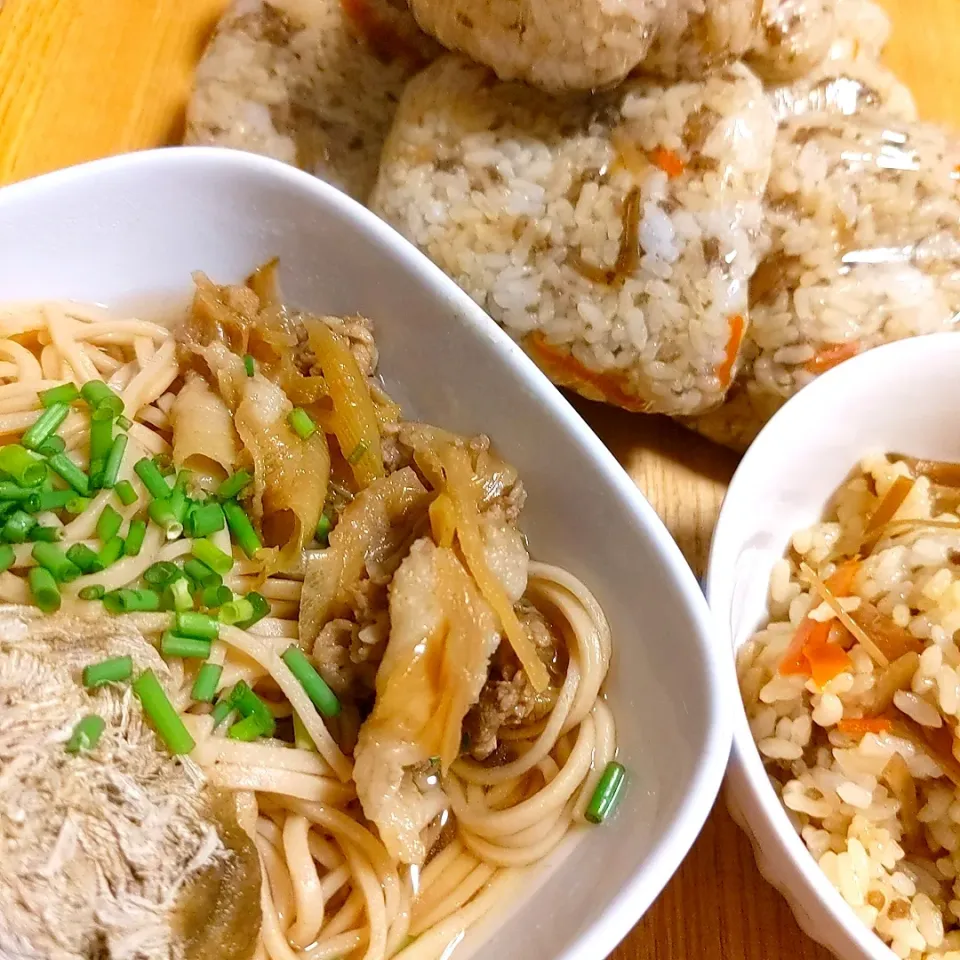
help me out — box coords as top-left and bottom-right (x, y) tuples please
(185, 0), (438, 200)
(405, 0), (664, 92)
(371, 57), (777, 416)
(688, 112), (960, 449)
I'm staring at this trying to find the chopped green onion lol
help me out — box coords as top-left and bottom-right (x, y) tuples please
(149, 498), (183, 540)
(7, 493), (40, 513)
(47, 453), (89, 496)
(584, 761), (627, 825)
(236, 591), (270, 629)
(89, 416), (112, 465)
(201, 583), (232, 609)
(2, 510), (35, 543)
(101, 434), (128, 489)
(0, 444), (47, 487)
(288, 407), (316, 440)
(211, 690), (236, 727)
(124, 520), (146, 557)
(116, 414), (133, 431)
(78, 584), (106, 601)
(219, 597), (254, 625)
(96, 504), (122, 542)
(216, 470), (252, 501)
(28, 567), (60, 611)
(143, 560), (181, 586)
(183, 558), (220, 588)
(315, 510), (334, 546)
(292, 712), (315, 751)
(66, 715), (105, 754)
(167, 577), (194, 612)
(132, 669), (195, 755)
(188, 501), (225, 538)
(153, 453), (175, 477)
(175, 610), (219, 640)
(281, 645), (341, 718)
(192, 662), (223, 703)
(0, 502), (17, 524)
(115, 479), (137, 506)
(98, 535), (125, 568)
(22, 402), (70, 451)
(90, 404), (117, 423)
(191, 538), (233, 575)
(228, 715), (270, 741)
(37, 488), (73, 512)
(161, 631), (212, 659)
(65, 495), (90, 515)
(83, 655), (133, 688)
(229, 681), (276, 736)
(36, 436), (66, 458)
(347, 439), (369, 465)
(223, 500), (261, 559)
(243, 354), (255, 377)
(39, 382), (79, 408)
(29, 525), (63, 543)
(32, 542), (80, 582)
(103, 588), (161, 614)
(80, 380), (124, 417)
(68, 543), (106, 575)
(168, 487), (188, 524)
(0, 544), (14, 573)
(174, 469), (192, 495)
(134, 457), (170, 499)
(0, 482), (41, 503)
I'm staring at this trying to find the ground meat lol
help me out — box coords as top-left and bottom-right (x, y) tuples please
(463, 602), (562, 759)
(469, 435), (526, 520)
(295, 312), (380, 377)
(313, 607), (389, 703)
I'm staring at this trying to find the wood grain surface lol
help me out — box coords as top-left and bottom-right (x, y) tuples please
(0, 1), (957, 957)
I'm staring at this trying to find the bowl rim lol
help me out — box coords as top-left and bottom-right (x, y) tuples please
(706, 333), (960, 960)
(0, 145), (735, 960)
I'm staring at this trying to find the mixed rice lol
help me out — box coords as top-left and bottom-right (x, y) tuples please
(689, 108), (960, 450)
(740, 454), (960, 958)
(371, 56), (776, 416)
(185, 0), (438, 201)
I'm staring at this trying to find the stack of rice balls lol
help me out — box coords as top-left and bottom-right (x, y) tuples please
(187, 0), (960, 449)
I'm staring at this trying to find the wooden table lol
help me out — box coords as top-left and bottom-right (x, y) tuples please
(0, 1), (957, 957)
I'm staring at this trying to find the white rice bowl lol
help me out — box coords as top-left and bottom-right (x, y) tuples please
(740, 453), (960, 958)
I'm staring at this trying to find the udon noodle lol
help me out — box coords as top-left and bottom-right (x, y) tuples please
(0, 272), (618, 960)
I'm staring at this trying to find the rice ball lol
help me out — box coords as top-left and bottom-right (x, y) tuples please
(405, 0), (664, 92)
(371, 56), (777, 416)
(185, 0), (439, 200)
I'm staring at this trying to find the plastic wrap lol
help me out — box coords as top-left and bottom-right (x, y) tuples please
(687, 112), (960, 450)
(640, 0), (763, 79)
(185, 0), (438, 201)
(405, 0), (662, 92)
(371, 56), (777, 416)
(768, 0), (915, 123)
(639, 0), (838, 83)
(747, 0), (838, 82)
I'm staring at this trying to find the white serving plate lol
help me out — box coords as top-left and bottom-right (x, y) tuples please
(0, 146), (731, 960)
(707, 333), (960, 960)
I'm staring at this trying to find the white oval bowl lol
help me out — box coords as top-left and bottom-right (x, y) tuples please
(0, 147), (731, 960)
(707, 333), (960, 960)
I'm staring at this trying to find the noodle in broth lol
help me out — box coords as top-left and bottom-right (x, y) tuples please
(0, 277), (617, 960)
